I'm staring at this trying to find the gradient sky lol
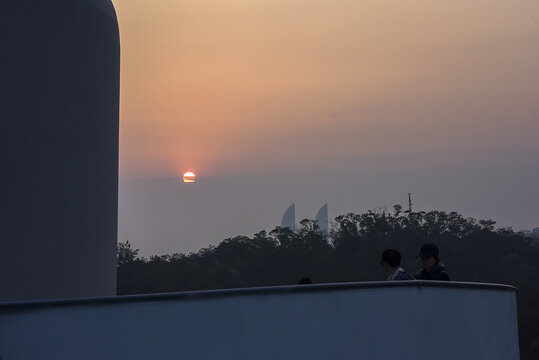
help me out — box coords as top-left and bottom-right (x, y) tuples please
(112, 0), (539, 255)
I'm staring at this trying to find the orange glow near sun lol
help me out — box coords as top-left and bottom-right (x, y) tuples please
(183, 171), (196, 183)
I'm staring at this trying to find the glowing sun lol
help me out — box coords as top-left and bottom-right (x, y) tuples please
(183, 171), (196, 183)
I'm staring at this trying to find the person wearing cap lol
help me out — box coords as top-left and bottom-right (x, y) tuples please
(380, 249), (414, 281)
(415, 243), (451, 281)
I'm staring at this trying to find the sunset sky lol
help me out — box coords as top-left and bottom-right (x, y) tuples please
(112, 0), (539, 255)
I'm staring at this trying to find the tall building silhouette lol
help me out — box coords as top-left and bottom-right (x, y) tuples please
(280, 204), (296, 231)
(0, 0), (120, 300)
(315, 203), (328, 239)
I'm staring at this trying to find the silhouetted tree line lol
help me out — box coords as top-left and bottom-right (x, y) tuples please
(117, 206), (539, 359)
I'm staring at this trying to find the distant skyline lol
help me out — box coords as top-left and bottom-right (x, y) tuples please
(119, 160), (539, 256)
(113, 0), (539, 255)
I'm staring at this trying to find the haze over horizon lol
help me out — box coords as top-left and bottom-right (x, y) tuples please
(113, 0), (539, 255)
(119, 157), (538, 256)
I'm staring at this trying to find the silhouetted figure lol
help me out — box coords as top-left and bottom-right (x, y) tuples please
(298, 277), (312, 284)
(380, 249), (414, 280)
(415, 243), (451, 281)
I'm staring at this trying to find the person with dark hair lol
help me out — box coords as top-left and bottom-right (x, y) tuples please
(298, 277), (312, 285)
(415, 243), (451, 281)
(380, 249), (414, 280)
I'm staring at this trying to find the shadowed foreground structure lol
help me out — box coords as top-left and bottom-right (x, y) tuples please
(0, 0), (120, 300)
(0, 282), (520, 359)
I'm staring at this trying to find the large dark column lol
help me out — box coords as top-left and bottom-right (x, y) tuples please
(0, 0), (120, 300)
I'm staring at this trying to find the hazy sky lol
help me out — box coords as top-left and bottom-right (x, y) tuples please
(112, 0), (539, 255)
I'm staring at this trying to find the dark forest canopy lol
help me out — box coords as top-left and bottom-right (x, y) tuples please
(117, 206), (539, 359)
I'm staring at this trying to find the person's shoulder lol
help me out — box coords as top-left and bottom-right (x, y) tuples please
(394, 269), (414, 280)
(438, 270), (451, 281)
(437, 264), (451, 281)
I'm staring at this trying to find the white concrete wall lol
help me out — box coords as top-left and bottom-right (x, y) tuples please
(0, 0), (120, 300)
(0, 282), (519, 359)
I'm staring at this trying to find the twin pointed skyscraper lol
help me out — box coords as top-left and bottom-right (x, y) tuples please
(280, 203), (328, 238)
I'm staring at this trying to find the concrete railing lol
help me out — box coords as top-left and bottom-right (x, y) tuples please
(0, 281), (519, 359)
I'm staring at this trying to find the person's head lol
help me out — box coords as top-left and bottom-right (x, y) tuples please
(417, 243), (440, 271)
(380, 249), (401, 273)
(298, 277), (312, 285)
